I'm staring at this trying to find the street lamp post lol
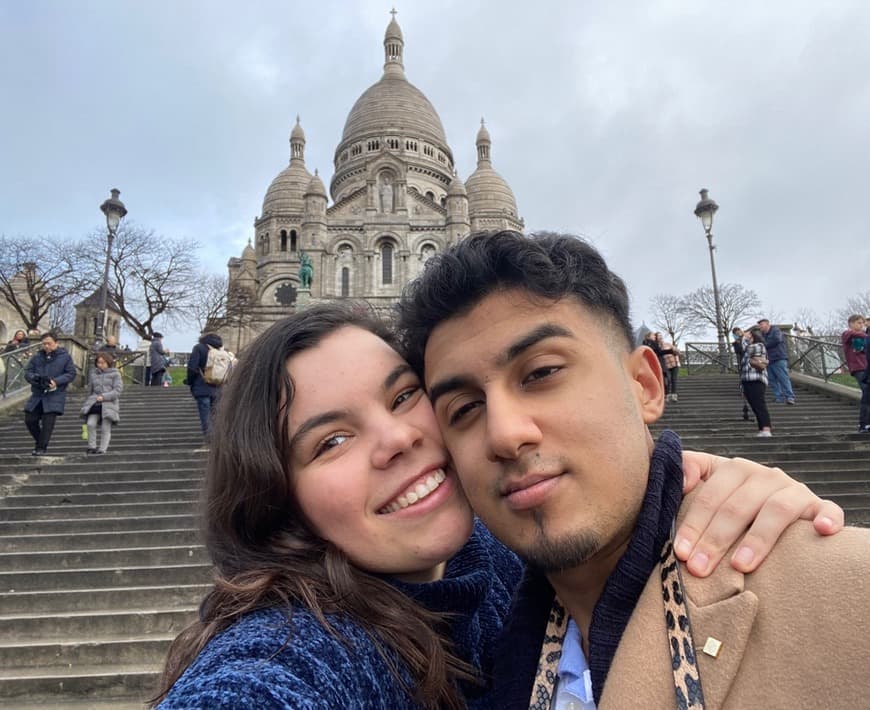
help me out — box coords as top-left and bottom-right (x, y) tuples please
(96, 189), (128, 348)
(693, 188), (727, 372)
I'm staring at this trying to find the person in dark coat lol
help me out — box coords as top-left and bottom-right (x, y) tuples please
(97, 335), (120, 358)
(4, 329), (30, 353)
(24, 332), (77, 455)
(186, 332), (224, 436)
(149, 332), (170, 387)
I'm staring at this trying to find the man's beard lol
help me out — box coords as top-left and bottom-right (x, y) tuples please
(519, 510), (602, 573)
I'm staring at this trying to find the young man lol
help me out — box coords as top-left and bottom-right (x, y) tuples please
(23, 332), (77, 455)
(757, 318), (796, 404)
(841, 314), (869, 433)
(398, 231), (869, 708)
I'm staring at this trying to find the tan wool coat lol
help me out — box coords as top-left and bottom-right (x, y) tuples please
(598, 493), (870, 709)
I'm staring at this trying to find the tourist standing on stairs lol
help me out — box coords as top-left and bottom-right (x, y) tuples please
(732, 326), (751, 420)
(186, 332), (224, 437)
(23, 332), (77, 456)
(149, 332), (170, 387)
(80, 352), (123, 454)
(741, 327), (773, 437)
(758, 318), (796, 404)
(841, 314), (870, 433)
(660, 336), (680, 402)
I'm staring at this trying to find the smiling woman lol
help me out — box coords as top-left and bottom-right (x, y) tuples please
(152, 303), (519, 709)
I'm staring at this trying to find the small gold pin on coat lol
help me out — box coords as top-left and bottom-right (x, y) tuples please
(702, 637), (723, 658)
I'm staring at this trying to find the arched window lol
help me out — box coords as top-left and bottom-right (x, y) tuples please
(380, 242), (394, 285)
(290, 229), (297, 252)
(341, 267), (350, 297)
(280, 230), (288, 252)
(425, 191), (435, 201)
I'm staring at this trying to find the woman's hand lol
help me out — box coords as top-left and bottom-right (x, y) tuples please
(678, 451), (844, 577)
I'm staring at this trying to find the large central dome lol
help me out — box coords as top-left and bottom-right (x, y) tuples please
(341, 75), (448, 147)
(330, 13), (455, 202)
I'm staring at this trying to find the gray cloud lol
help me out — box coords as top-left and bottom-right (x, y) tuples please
(1, 0), (867, 349)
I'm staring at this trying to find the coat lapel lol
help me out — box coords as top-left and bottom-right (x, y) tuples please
(681, 556), (758, 710)
(600, 553), (758, 710)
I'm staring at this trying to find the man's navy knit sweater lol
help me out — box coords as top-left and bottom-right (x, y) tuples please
(159, 520), (521, 709)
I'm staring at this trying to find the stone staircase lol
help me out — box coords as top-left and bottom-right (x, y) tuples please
(654, 374), (870, 525)
(0, 385), (209, 708)
(0, 374), (868, 706)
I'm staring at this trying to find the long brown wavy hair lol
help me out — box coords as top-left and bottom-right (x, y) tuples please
(151, 302), (477, 708)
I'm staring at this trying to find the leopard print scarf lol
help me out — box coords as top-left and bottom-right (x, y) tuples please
(528, 539), (706, 709)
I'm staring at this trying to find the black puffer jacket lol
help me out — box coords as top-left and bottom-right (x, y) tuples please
(24, 347), (77, 414)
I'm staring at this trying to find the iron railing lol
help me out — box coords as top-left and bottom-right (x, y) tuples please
(0, 343), (43, 398)
(683, 342), (739, 375)
(684, 335), (849, 383)
(784, 334), (848, 382)
(84, 350), (147, 386)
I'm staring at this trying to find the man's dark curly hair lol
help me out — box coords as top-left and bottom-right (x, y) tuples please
(396, 230), (635, 375)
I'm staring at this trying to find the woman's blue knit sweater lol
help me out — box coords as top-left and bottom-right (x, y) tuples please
(159, 520), (521, 709)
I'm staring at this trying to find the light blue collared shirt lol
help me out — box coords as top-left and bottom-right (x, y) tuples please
(554, 618), (596, 710)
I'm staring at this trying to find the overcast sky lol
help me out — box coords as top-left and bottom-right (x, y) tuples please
(2, 1), (868, 351)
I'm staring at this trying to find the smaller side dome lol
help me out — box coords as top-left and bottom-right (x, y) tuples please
(466, 120), (519, 218)
(305, 169), (327, 198)
(447, 173), (467, 197)
(242, 239), (256, 261)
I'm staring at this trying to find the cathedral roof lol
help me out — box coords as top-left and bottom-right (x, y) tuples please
(262, 119), (312, 216)
(447, 173), (467, 197)
(305, 170), (327, 198)
(466, 120), (519, 218)
(340, 77), (448, 149)
(466, 167), (519, 217)
(262, 163), (312, 216)
(340, 12), (448, 150)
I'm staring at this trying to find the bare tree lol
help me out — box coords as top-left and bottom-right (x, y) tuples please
(649, 293), (696, 344)
(47, 294), (77, 333)
(679, 283), (762, 338)
(79, 224), (200, 339)
(0, 236), (91, 331)
(837, 291), (870, 323)
(187, 277), (258, 352)
(189, 273), (230, 333)
(223, 283), (257, 353)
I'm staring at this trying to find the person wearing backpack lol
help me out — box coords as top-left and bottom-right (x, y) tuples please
(187, 333), (230, 437)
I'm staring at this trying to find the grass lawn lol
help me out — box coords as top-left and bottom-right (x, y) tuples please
(827, 373), (860, 389)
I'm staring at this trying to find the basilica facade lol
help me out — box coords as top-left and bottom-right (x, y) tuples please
(223, 13), (522, 349)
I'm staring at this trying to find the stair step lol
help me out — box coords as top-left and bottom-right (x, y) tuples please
(0, 584), (210, 614)
(0, 545), (208, 571)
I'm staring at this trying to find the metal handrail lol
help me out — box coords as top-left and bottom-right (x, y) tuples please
(683, 335), (849, 383)
(683, 342), (738, 375)
(0, 342), (43, 398)
(784, 334), (847, 382)
(84, 350), (147, 386)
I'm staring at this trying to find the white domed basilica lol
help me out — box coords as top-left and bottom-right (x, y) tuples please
(223, 12), (522, 348)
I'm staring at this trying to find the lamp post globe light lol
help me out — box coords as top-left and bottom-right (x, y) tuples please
(96, 189), (127, 348)
(693, 188), (727, 371)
